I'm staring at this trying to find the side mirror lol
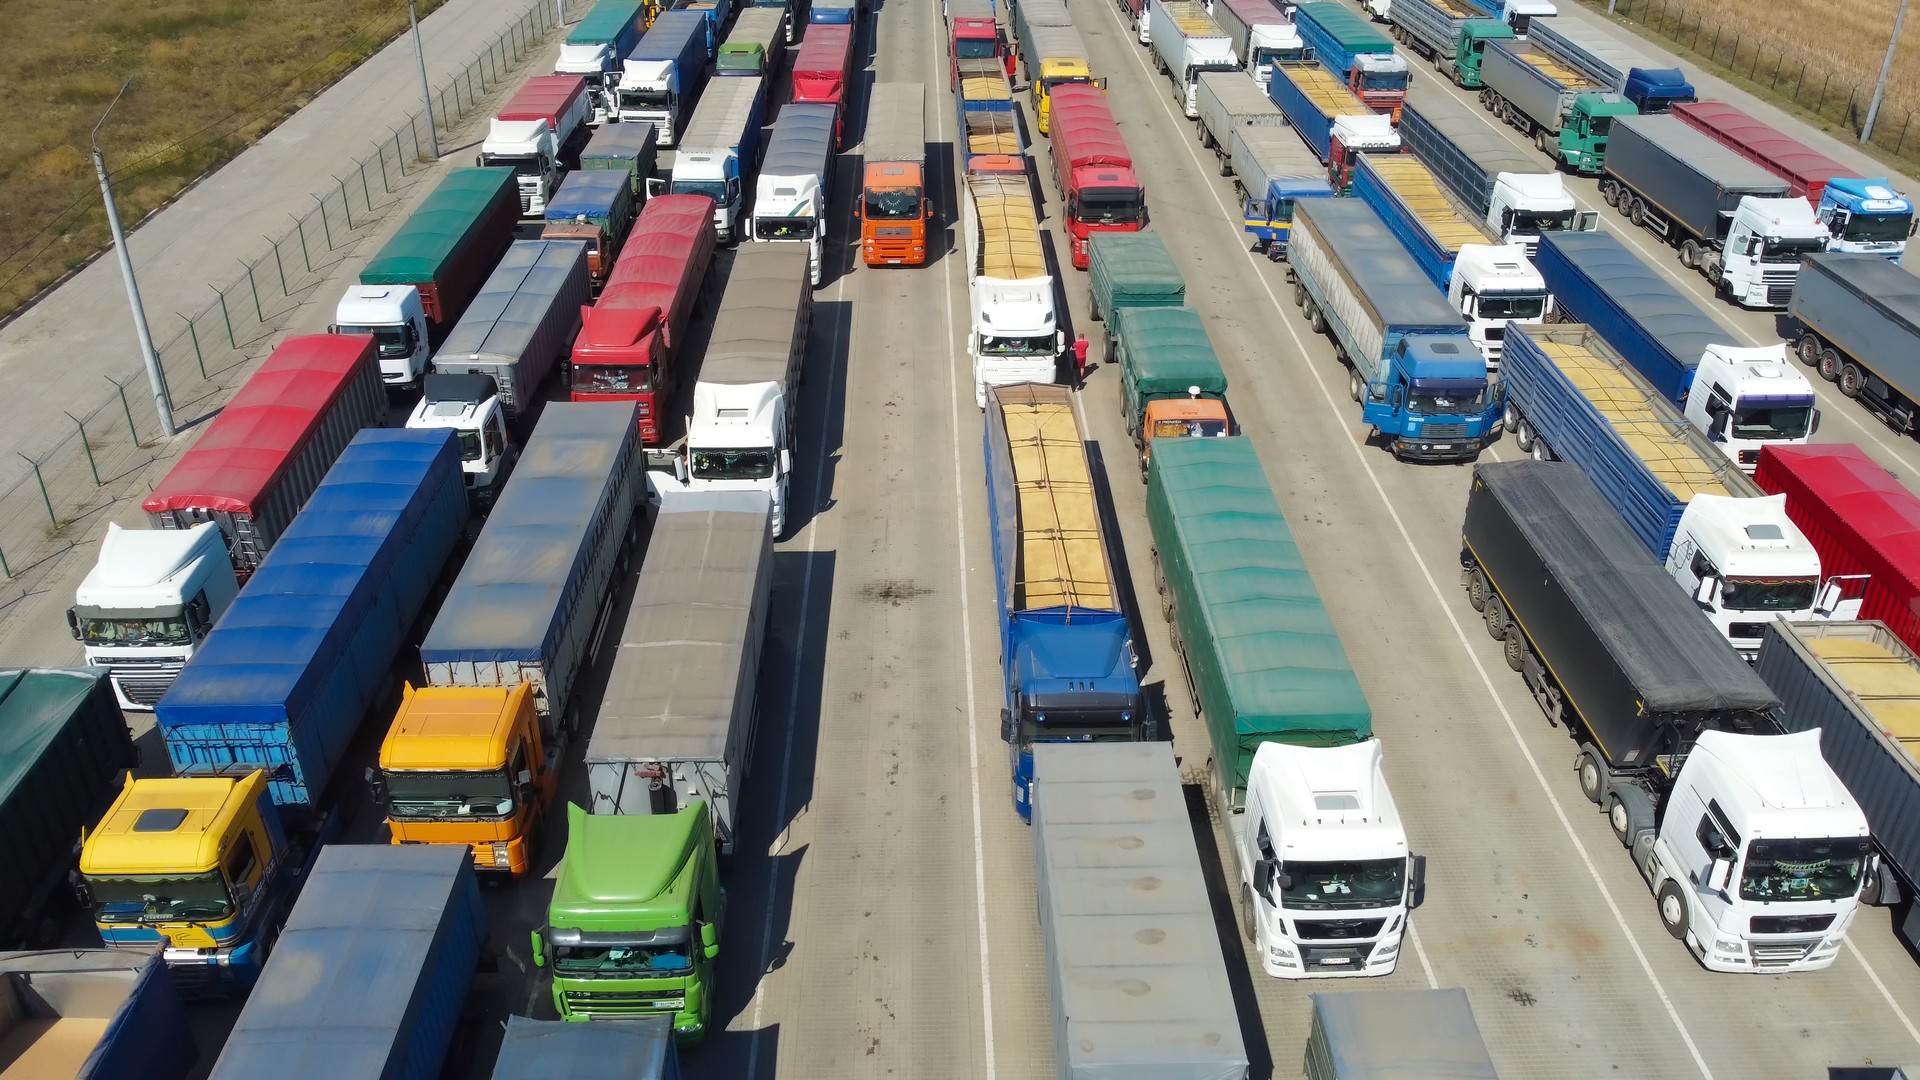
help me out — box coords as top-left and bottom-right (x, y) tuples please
(1814, 579), (1843, 618)
(364, 766), (388, 808)
(1252, 858), (1275, 903)
(925, 204), (935, 219)
(529, 929), (548, 968)
(1000, 708), (1014, 742)
(1409, 854), (1428, 910)
(1708, 407), (1730, 439)
(326, 323), (341, 335)
(779, 448), (793, 475)
(699, 919), (719, 958)
(1810, 408), (1822, 435)
(1709, 857), (1734, 895)
(517, 768), (534, 787)
(66, 609), (81, 641)
(1576, 211), (1600, 231)
(1692, 577), (1718, 611)
(69, 869), (92, 909)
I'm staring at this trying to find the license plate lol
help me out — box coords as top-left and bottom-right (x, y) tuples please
(1320, 957), (1352, 965)
(1432, 445), (1453, 451)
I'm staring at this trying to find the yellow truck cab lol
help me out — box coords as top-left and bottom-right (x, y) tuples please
(1033, 58), (1101, 136)
(370, 682), (557, 877)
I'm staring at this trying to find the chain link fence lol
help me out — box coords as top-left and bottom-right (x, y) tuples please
(0, 0), (584, 605)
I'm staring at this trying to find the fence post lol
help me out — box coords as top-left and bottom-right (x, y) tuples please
(268, 236), (289, 295)
(20, 455), (55, 529)
(67, 414), (100, 487)
(289, 213), (313, 273)
(313, 193), (335, 249)
(0, 543), (13, 579)
(242, 259), (264, 323)
(379, 143), (393, 193)
(211, 285), (236, 349)
(1898, 111), (1912, 154)
(110, 377), (139, 444)
(393, 128), (408, 176)
(338, 176), (355, 230)
(179, 314), (207, 380)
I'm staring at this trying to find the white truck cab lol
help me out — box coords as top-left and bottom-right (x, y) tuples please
(1714, 197), (1829, 310)
(1666, 494), (1851, 660)
(69, 522), (239, 710)
(404, 373), (518, 508)
(673, 380), (796, 537)
(753, 171), (826, 286)
(479, 119), (565, 216)
(673, 151), (745, 243)
(1243, 22), (1305, 85)
(970, 280), (1063, 409)
(1230, 740), (1423, 979)
(1488, 173), (1593, 255)
(1450, 243), (1549, 370)
(555, 45), (620, 125)
(1687, 344), (1820, 471)
(618, 59), (681, 141)
(332, 284), (429, 388)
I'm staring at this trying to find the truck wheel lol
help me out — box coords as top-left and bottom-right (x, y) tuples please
(1841, 364), (1866, 399)
(1483, 595), (1508, 641)
(1240, 884), (1259, 943)
(1504, 627), (1526, 672)
(1534, 129), (1552, 155)
(1607, 795), (1633, 847)
(1818, 348), (1843, 382)
(1532, 440), (1553, 462)
(1796, 333), (1822, 366)
(1348, 369), (1363, 402)
(1577, 749), (1605, 805)
(1656, 880), (1690, 940)
(1467, 568), (1490, 611)
(1678, 240), (1701, 270)
(1306, 300), (1326, 334)
(1292, 282), (1306, 308)
(1219, 154), (1232, 178)
(1599, 181), (1619, 208)
(1479, 89), (1494, 112)
(1627, 198), (1646, 227)
(1514, 420), (1535, 453)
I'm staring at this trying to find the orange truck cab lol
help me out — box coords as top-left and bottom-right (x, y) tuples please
(859, 83), (932, 267)
(369, 682), (558, 876)
(1112, 306), (1234, 479)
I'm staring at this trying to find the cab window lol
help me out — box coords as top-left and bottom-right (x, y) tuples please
(224, 835), (262, 905)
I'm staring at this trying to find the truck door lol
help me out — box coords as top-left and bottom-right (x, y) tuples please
(222, 828), (268, 921)
(1688, 797), (1740, 934)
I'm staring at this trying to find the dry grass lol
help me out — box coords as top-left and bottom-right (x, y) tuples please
(0, 0), (447, 319)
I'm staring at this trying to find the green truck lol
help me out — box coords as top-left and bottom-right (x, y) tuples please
(1146, 437), (1371, 808)
(1088, 231), (1185, 328)
(356, 167), (520, 328)
(533, 803), (723, 1044)
(1111, 306), (1231, 480)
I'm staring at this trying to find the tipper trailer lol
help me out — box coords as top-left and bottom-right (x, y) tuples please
(1397, 93), (1592, 254)
(1150, 0), (1239, 119)
(962, 175), (1062, 406)
(1293, 2), (1408, 121)
(1477, 38), (1636, 174)
(1385, 0), (1513, 88)
(0, 949), (197, 1080)
(1266, 60), (1399, 194)
(1787, 253), (1920, 433)
(430, 237), (589, 442)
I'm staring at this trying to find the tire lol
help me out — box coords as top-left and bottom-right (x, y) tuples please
(1514, 419), (1535, 453)
(1467, 568), (1490, 612)
(1657, 880), (1690, 940)
(1841, 363), (1866, 399)
(1577, 750), (1604, 805)
(1349, 369), (1364, 403)
(1628, 198), (1646, 227)
(1480, 89), (1495, 111)
(1796, 333), (1822, 366)
(1600, 182), (1620, 208)
(1608, 795), (1633, 847)
(1534, 129), (1552, 154)
(1240, 884), (1258, 944)
(1532, 440), (1553, 462)
(1679, 240), (1701, 270)
(1293, 282), (1306, 308)
(1818, 347), (1843, 382)
(1504, 399), (1522, 433)
(1503, 627), (1525, 672)
(1307, 301), (1327, 335)
(1483, 595), (1508, 641)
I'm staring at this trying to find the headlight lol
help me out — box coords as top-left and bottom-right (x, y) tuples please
(493, 841), (512, 864)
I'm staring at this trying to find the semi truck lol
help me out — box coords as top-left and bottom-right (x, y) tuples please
(617, 11), (709, 142)
(1288, 197), (1498, 461)
(1397, 93), (1592, 254)
(1600, 114), (1826, 308)
(0, 671), (134, 947)
(1266, 59), (1399, 193)
(1534, 230), (1818, 468)
(580, 118), (660, 200)
(339, 167), (520, 385)
(1293, 2), (1408, 120)
(71, 524), (239, 709)
(810, 0), (855, 23)
(0, 949), (197, 1079)
(429, 237), (590, 428)
(542, 171), (640, 292)
(1529, 17), (1696, 111)
(1112, 306), (1233, 477)
(1757, 620), (1920, 949)
(1478, 40), (1636, 174)
(1463, 459), (1872, 972)
(1351, 151), (1549, 368)
(1048, 85), (1146, 269)
(492, 1015), (680, 1078)
(1014, 14), (1100, 138)
(1304, 990), (1495, 1078)
(1786, 253), (1920, 432)
(962, 174), (1061, 406)
(480, 76), (593, 217)
(557, 0), (647, 123)
(859, 82), (930, 267)
(1213, 0), (1304, 85)
(1195, 70), (1283, 169)
(1088, 230), (1184, 325)
(141, 333), (386, 576)
(402, 374), (517, 509)
(207, 846), (485, 1080)
(654, 245), (810, 534)
(950, 12), (1009, 94)
(586, 490), (771, 855)
(985, 384), (1150, 817)
(752, 103), (836, 285)
(1030, 743), (1251, 1075)
(718, 8), (786, 76)
(1385, 0), (1512, 88)
(571, 193), (719, 444)
(1150, 0), (1238, 118)
(791, 23), (855, 148)
(670, 75), (766, 242)
(1229, 125), (1336, 258)
(90, 430), (468, 995)
(534, 802), (723, 1042)
(1500, 324), (1836, 657)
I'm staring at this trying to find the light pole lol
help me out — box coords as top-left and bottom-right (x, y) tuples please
(410, 0), (441, 160)
(91, 79), (175, 438)
(1864, 0), (1911, 145)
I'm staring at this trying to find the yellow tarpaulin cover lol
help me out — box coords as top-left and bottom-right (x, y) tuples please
(968, 176), (1045, 279)
(1367, 157), (1488, 252)
(1538, 340), (1736, 501)
(1806, 635), (1920, 755)
(999, 396), (1114, 611)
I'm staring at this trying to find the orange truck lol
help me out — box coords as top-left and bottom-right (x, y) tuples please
(859, 83), (932, 267)
(1111, 305), (1233, 479)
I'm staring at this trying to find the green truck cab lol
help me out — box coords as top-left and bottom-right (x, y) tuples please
(1451, 19), (1513, 89)
(1562, 92), (1636, 174)
(532, 803), (722, 1044)
(717, 41), (766, 75)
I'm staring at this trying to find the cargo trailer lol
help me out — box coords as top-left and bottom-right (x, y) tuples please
(432, 239), (590, 422)
(1228, 125), (1335, 257)
(0, 949), (196, 1080)
(1787, 253), (1920, 433)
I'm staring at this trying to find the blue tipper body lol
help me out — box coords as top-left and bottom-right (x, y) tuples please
(156, 429), (469, 812)
(1267, 61), (1337, 163)
(1350, 152), (1456, 293)
(631, 11), (711, 79)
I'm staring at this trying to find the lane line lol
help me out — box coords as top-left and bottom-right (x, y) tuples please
(1086, 4), (1713, 1073)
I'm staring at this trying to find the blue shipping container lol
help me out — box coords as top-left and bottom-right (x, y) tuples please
(208, 845), (486, 1080)
(811, 0), (856, 22)
(156, 429), (468, 809)
(492, 1015), (681, 1079)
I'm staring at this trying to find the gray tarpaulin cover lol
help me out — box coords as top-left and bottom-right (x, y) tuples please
(491, 1014), (678, 1078)
(1304, 989), (1497, 1079)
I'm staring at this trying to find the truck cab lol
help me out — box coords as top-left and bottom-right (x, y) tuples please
(998, 621), (1151, 816)
(533, 803), (723, 1044)
(332, 284), (430, 388)
(1687, 344), (1819, 470)
(1031, 59), (1102, 136)
(672, 152), (746, 243)
(369, 682), (558, 877)
(1232, 741), (1423, 978)
(1665, 494), (1841, 660)
(405, 373), (518, 507)
(1242, 23), (1306, 86)
(479, 119), (567, 217)
(1327, 115), (1398, 194)
(618, 58), (684, 136)
(1362, 338), (1499, 461)
(1713, 197), (1829, 309)
(70, 522), (239, 710)
(1139, 392), (1232, 472)
(1450, 244), (1549, 369)
(1347, 53), (1410, 121)
(859, 161), (930, 266)
(1489, 173), (1590, 253)
(1449, 18), (1513, 87)
(682, 381), (796, 537)
(1562, 92), (1635, 175)
(949, 16), (1007, 88)
(1819, 177), (1915, 260)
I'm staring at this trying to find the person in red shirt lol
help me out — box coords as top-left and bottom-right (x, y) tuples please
(1071, 334), (1091, 389)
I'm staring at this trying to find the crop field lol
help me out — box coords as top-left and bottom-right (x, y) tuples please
(0, 0), (446, 320)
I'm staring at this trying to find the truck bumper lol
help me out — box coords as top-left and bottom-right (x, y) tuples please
(1388, 435), (1486, 463)
(1258, 932), (1402, 979)
(1689, 931), (1846, 973)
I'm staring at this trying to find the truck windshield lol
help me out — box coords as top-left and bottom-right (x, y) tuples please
(78, 614), (190, 646)
(383, 769), (515, 819)
(1252, 47), (1306, 68)
(334, 323), (415, 361)
(1512, 210), (1576, 234)
(979, 334), (1056, 356)
(552, 940), (695, 973)
(954, 38), (997, 59)
(692, 448), (775, 480)
(1475, 292), (1548, 321)
(1278, 859), (1406, 910)
(89, 872), (234, 924)
(755, 216), (817, 240)
(481, 153), (544, 178)
(672, 179), (729, 202)
(1719, 577), (1819, 612)
(573, 364), (653, 393)
(1587, 116), (1616, 138)
(1740, 836), (1869, 903)
(1731, 401), (1814, 441)
(1151, 417), (1230, 440)
(457, 431), (484, 462)
(1075, 189), (1144, 225)
(1843, 212), (1913, 243)
(1761, 237), (1828, 262)
(865, 188), (923, 219)
(1361, 70), (1409, 93)
(620, 88), (671, 109)
(1409, 384), (1488, 414)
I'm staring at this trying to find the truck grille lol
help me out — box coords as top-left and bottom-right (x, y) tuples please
(1421, 423), (1469, 441)
(109, 660), (186, 705)
(873, 227), (915, 238)
(562, 989), (685, 1016)
(1292, 918), (1387, 940)
(1728, 622), (1769, 642)
(1299, 944), (1374, 971)
(1766, 285), (1794, 305)
(1751, 913), (1835, 935)
(1750, 940), (1819, 968)
(1762, 270), (1797, 306)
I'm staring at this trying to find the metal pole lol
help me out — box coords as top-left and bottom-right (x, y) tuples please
(92, 80), (176, 437)
(1865, 0), (1912, 143)
(411, 0), (441, 159)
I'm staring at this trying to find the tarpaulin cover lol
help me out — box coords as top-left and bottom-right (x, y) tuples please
(1755, 442), (1920, 647)
(492, 1015), (679, 1079)
(1671, 100), (1850, 201)
(578, 194), (717, 359)
(790, 24), (852, 103)
(760, 104), (836, 182)
(499, 75), (588, 126)
(1113, 307), (1226, 398)
(544, 170), (632, 223)
(1051, 86), (1133, 171)
(360, 169), (518, 284)
(567, 0), (645, 48)
(1304, 989), (1496, 1080)
(1088, 232), (1185, 318)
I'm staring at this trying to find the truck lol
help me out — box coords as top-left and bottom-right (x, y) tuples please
(1288, 197), (1497, 461)
(1600, 114), (1827, 308)
(0, 671), (134, 947)
(1266, 59), (1399, 194)
(0, 949), (197, 1080)
(1195, 69), (1283, 168)
(141, 333), (386, 576)
(480, 76), (593, 217)
(651, 245), (810, 534)
(557, 0), (648, 123)
(1229, 125), (1336, 258)
(718, 7), (786, 76)
(1048, 85), (1147, 269)
(1150, 0), (1238, 119)
(1351, 151), (1549, 368)
(962, 175), (1062, 406)
(1397, 93), (1591, 254)
(1457, 0), (1553, 37)
(1213, 0), (1305, 85)
(1293, 2), (1408, 121)
(340, 168), (520, 385)
(670, 75), (766, 242)
(1788, 253), (1920, 433)
(859, 82), (931, 267)
(543, 169), (640, 291)
(207, 846), (486, 1080)
(1463, 458), (1874, 972)
(951, 8), (1010, 93)
(956, 98), (1025, 176)
(1500, 324), (1837, 657)
(572, 194), (718, 444)
(492, 1015), (680, 1079)
(1385, 0), (1512, 88)
(581, 118), (661, 201)
(791, 23), (855, 149)
(430, 238), (590, 428)
(984, 384), (1150, 817)
(1529, 17), (1696, 112)
(71, 524), (239, 709)
(88, 429), (469, 994)
(403, 374), (517, 508)
(1478, 40), (1637, 174)
(810, 0), (856, 23)
(1112, 306), (1233, 477)
(1304, 990), (1495, 1078)
(617, 11), (709, 143)
(586, 490), (771, 855)
(752, 103), (836, 285)
(1534, 230), (1818, 468)
(1087, 229), (1184, 326)
(1755, 443), (1920, 648)
(1013, 3), (1102, 137)
(1030, 743), (1251, 1075)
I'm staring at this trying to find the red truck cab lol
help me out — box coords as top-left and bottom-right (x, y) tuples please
(1048, 85), (1146, 269)
(949, 17), (1011, 87)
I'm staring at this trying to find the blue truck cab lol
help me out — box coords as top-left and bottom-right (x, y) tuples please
(1822, 177), (1916, 261)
